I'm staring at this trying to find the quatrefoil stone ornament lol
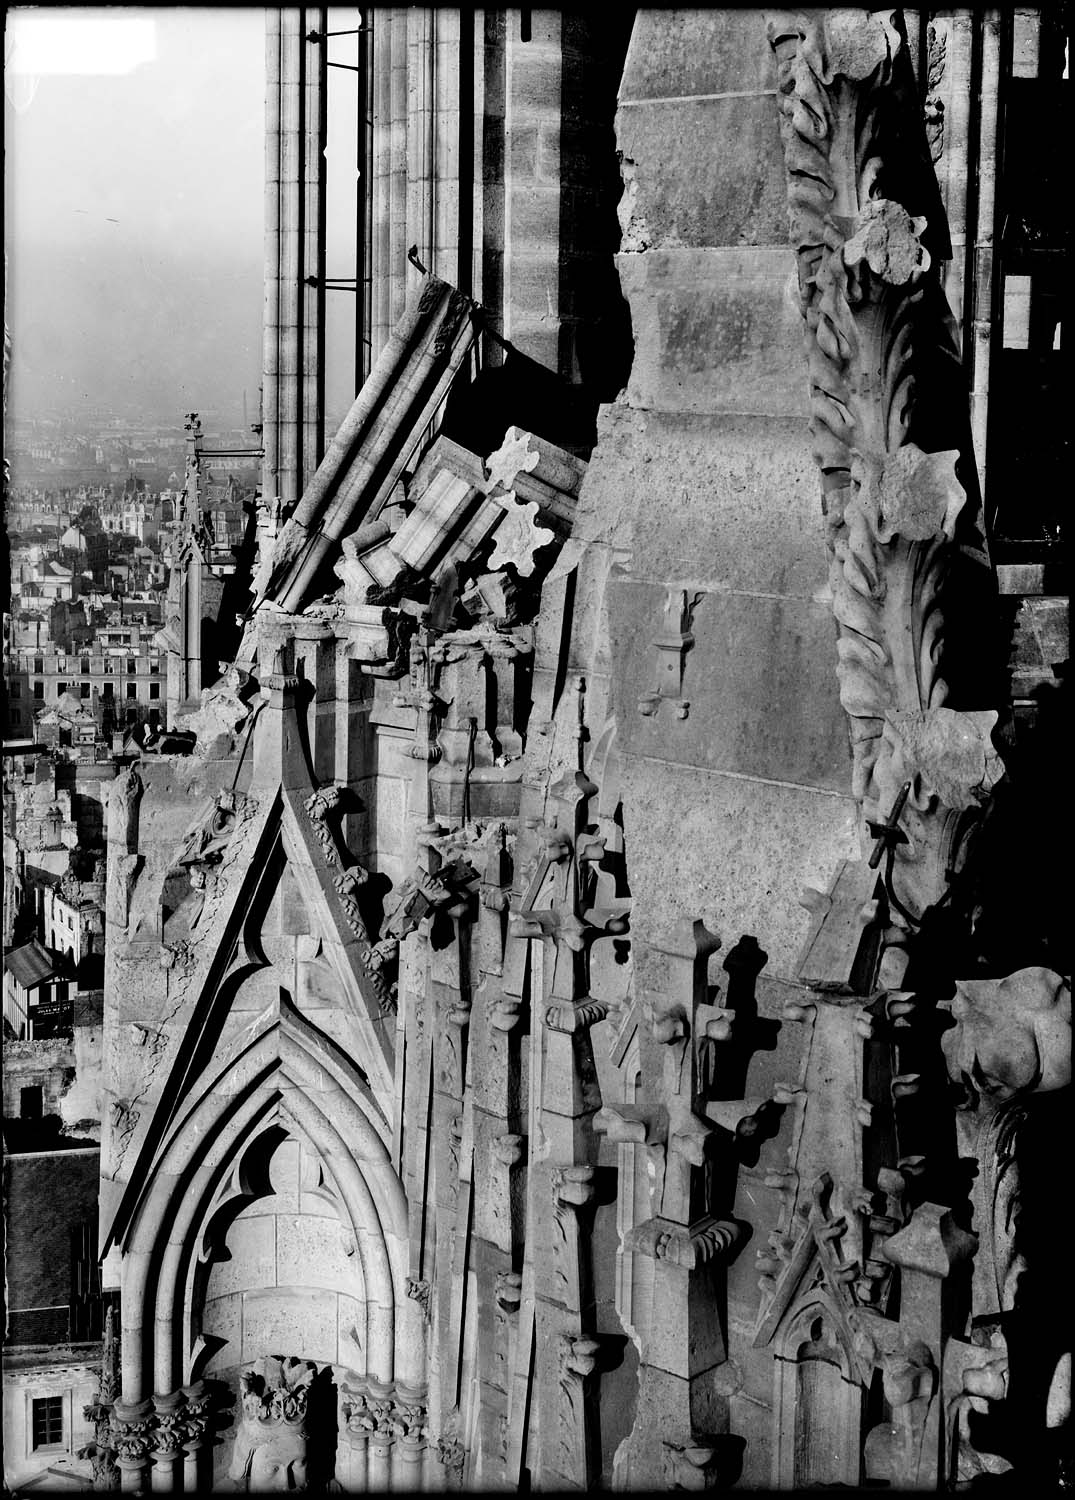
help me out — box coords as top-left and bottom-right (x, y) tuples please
(487, 490), (555, 577)
(484, 426), (541, 494)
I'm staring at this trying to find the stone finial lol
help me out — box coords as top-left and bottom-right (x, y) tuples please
(495, 1271), (523, 1312)
(559, 1335), (602, 1381)
(593, 1103), (654, 1145)
(882, 1202), (977, 1279)
(768, 1), (992, 865)
(553, 1164), (597, 1210)
(545, 996), (612, 1033)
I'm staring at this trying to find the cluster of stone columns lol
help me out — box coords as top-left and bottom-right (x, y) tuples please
(339, 1375), (430, 1492)
(110, 1380), (210, 1493)
(110, 1375), (437, 1492)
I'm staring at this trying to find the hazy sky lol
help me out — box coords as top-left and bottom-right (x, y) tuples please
(6, 8), (266, 427)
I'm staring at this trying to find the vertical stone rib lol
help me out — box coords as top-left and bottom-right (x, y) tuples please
(459, 7), (478, 297)
(371, 7), (394, 361)
(264, 7), (325, 515)
(434, 9), (462, 285)
(928, 13), (977, 342)
(278, 8), (302, 512)
(356, 6), (374, 392)
(263, 11), (282, 507)
(302, 8), (327, 485)
(501, 13), (564, 371)
(407, 7), (435, 284)
(389, 9), (410, 327)
(480, 11), (506, 356)
(968, 10), (1003, 503)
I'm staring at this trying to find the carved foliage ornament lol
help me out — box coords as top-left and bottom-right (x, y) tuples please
(923, 20), (947, 163)
(303, 786), (394, 1009)
(109, 1400), (155, 1466)
(767, 12), (986, 806)
(342, 1379), (428, 1448)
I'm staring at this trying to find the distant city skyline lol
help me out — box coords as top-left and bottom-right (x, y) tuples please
(5, 8), (266, 430)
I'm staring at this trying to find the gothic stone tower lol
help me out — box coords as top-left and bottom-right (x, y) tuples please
(96, 9), (1070, 1492)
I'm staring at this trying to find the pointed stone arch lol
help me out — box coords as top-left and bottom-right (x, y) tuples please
(117, 999), (422, 1426)
(765, 1280), (870, 1490)
(106, 711), (400, 1262)
(101, 674), (426, 1489)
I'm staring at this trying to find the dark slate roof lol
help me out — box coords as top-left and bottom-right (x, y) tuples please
(3, 939), (60, 990)
(2, 1150), (101, 1312)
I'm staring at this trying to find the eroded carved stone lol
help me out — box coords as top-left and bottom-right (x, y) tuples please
(79, 1304), (119, 1488)
(406, 1277), (432, 1320)
(107, 767), (142, 852)
(941, 967), (1070, 1316)
(173, 667), (256, 755)
(227, 1356), (317, 1491)
(767, 7), (996, 928)
(110, 1399), (155, 1475)
(943, 967), (1071, 1106)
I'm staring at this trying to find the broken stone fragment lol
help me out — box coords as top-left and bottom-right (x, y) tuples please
(883, 707), (1003, 809)
(864, 443), (966, 543)
(817, 9), (900, 85)
(844, 198), (930, 286)
(173, 668), (256, 756)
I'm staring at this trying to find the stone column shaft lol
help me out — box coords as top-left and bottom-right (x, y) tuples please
(181, 1446), (200, 1495)
(341, 1431), (369, 1492)
(264, 6), (326, 516)
(368, 1434), (394, 1490)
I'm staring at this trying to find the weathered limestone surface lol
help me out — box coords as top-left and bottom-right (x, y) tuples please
(606, 6), (857, 962)
(606, 61), (857, 927)
(617, 251), (810, 416)
(540, 13), (859, 1485)
(87, 10), (1068, 1495)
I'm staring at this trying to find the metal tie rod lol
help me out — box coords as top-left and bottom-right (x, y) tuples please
(306, 28), (370, 41)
